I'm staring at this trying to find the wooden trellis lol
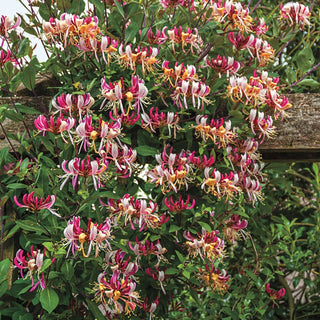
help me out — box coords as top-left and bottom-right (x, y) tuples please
(0, 93), (320, 161)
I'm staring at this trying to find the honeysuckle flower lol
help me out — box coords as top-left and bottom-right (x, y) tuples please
(249, 109), (276, 142)
(80, 218), (113, 257)
(223, 214), (248, 243)
(52, 93), (94, 119)
(167, 26), (202, 53)
(242, 175), (263, 203)
(265, 283), (286, 308)
(145, 267), (168, 294)
(107, 194), (167, 231)
(93, 270), (139, 315)
(141, 107), (179, 136)
(189, 152), (215, 170)
(105, 250), (138, 277)
(43, 14), (100, 48)
(128, 238), (167, 267)
(63, 216), (82, 257)
(34, 114), (75, 144)
(140, 296), (159, 320)
(202, 167), (240, 200)
(250, 17), (268, 36)
(173, 80), (210, 109)
(13, 246), (47, 291)
(195, 115), (236, 148)
(75, 115), (95, 151)
(280, 2), (311, 30)
(164, 195), (195, 213)
(148, 147), (193, 193)
(0, 49), (18, 67)
(228, 33), (274, 66)
(118, 44), (159, 73)
(0, 15), (21, 37)
(162, 61), (198, 86)
(60, 155), (107, 190)
(145, 27), (168, 45)
(100, 143), (136, 177)
(210, 0), (252, 33)
(14, 192), (59, 217)
(184, 228), (225, 261)
(206, 55), (240, 77)
(197, 263), (230, 294)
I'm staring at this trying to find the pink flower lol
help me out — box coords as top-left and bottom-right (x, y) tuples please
(93, 270), (139, 315)
(223, 214), (248, 243)
(206, 55), (241, 77)
(63, 216), (83, 257)
(164, 195), (195, 213)
(14, 192), (59, 217)
(13, 246), (47, 291)
(265, 283), (286, 308)
(280, 2), (311, 30)
(60, 155), (107, 190)
(52, 93), (94, 119)
(0, 15), (21, 37)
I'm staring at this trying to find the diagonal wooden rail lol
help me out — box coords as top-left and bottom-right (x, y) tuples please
(0, 94), (320, 161)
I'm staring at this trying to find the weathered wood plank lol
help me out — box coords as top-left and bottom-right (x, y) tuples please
(0, 94), (319, 161)
(260, 93), (320, 161)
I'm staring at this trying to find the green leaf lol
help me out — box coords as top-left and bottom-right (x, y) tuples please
(135, 145), (158, 156)
(0, 147), (10, 168)
(15, 220), (46, 234)
(0, 280), (8, 298)
(182, 270), (191, 279)
(40, 288), (59, 314)
(61, 262), (74, 280)
(198, 221), (212, 232)
(3, 109), (24, 122)
(17, 38), (31, 58)
(86, 298), (105, 320)
(56, 0), (72, 11)
(114, 1), (125, 18)
(6, 183), (28, 189)
(125, 21), (139, 44)
(19, 64), (36, 91)
(0, 259), (10, 283)
(294, 44), (315, 74)
(165, 267), (179, 275)
(297, 79), (320, 88)
(169, 224), (181, 233)
(175, 250), (185, 263)
(15, 104), (41, 115)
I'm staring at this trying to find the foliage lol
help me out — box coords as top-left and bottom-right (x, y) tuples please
(0, 0), (319, 319)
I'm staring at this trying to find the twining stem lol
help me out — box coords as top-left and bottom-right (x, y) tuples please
(0, 205), (3, 261)
(279, 275), (295, 320)
(0, 122), (19, 159)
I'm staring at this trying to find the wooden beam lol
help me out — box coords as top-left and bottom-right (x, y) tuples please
(0, 94), (319, 161)
(260, 93), (320, 161)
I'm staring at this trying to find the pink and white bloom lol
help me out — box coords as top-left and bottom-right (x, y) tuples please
(14, 192), (59, 217)
(13, 246), (47, 291)
(60, 155), (107, 190)
(280, 2), (311, 30)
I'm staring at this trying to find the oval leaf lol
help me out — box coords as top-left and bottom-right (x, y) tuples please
(40, 288), (59, 314)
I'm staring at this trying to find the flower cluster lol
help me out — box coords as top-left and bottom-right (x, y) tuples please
(107, 194), (169, 231)
(63, 216), (112, 257)
(14, 246), (52, 292)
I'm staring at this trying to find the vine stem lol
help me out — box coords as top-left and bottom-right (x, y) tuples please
(279, 275), (295, 320)
(0, 122), (19, 159)
(0, 205), (3, 261)
(289, 61), (320, 88)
